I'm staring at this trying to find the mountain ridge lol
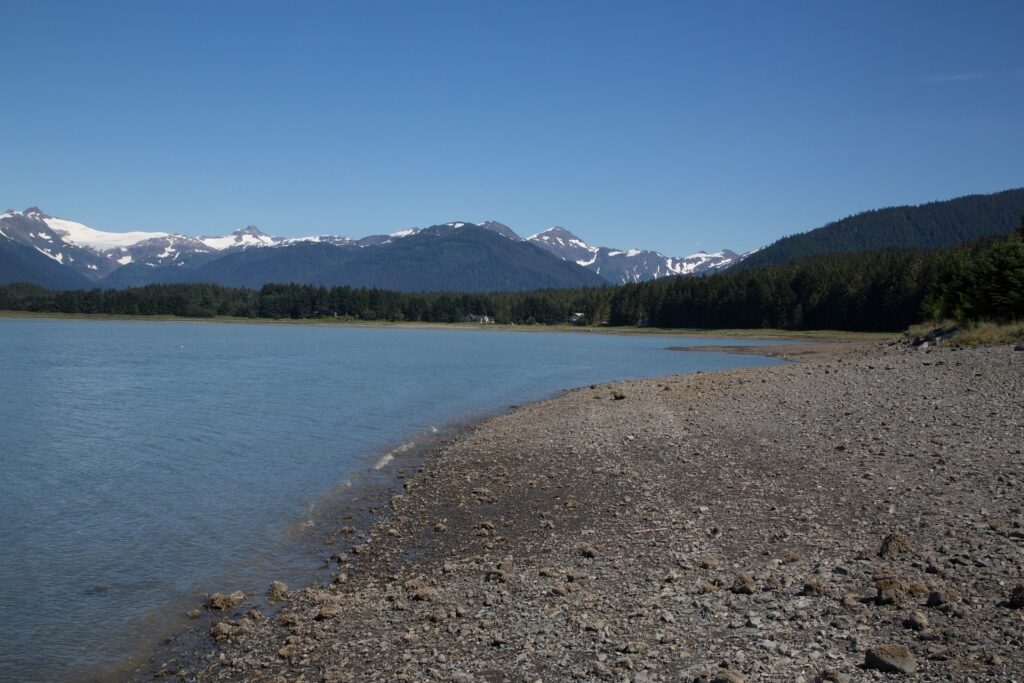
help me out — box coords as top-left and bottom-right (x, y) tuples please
(739, 187), (1024, 270)
(0, 209), (737, 289)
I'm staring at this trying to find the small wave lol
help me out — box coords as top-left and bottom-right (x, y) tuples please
(373, 440), (416, 470)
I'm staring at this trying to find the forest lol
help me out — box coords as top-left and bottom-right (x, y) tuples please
(739, 187), (1024, 270)
(1, 229), (1021, 332)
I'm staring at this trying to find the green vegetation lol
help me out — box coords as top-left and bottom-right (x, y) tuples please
(1, 229), (1021, 334)
(740, 188), (1024, 270)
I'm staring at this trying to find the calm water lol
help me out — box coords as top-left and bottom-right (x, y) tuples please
(0, 319), (785, 681)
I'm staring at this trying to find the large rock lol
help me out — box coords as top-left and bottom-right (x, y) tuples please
(206, 591), (245, 611)
(878, 532), (912, 559)
(864, 644), (916, 674)
(266, 581), (288, 603)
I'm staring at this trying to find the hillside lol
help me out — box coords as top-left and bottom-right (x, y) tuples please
(0, 237), (92, 289)
(739, 188), (1024, 269)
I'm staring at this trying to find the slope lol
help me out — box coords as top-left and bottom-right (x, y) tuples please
(739, 188), (1024, 269)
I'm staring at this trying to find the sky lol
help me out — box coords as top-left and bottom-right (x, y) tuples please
(2, 1), (1022, 255)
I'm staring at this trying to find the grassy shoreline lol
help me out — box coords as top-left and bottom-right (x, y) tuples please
(0, 310), (893, 341)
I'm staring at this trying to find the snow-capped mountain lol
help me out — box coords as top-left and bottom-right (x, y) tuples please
(0, 207), (740, 289)
(527, 226), (743, 283)
(0, 209), (312, 280)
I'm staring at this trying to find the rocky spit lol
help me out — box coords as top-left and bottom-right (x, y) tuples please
(145, 342), (1023, 682)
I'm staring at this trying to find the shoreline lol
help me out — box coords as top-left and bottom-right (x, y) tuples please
(131, 338), (1023, 681)
(102, 414), (500, 683)
(112, 341), (806, 681)
(0, 310), (893, 342)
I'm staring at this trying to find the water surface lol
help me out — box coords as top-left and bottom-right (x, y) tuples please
(0, 319), (785, 680)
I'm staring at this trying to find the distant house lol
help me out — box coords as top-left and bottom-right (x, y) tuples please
(569, 312), (587, 325)
(464, 314), (494, 324)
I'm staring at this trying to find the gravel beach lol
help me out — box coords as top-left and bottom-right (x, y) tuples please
(148, 341), (1023, 682)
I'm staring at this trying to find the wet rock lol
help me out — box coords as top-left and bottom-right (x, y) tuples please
(206, 591), (245, 611)
(315, 603), (342, 620)
(266, 581), (288, 603)
(864, 644), (916, 674)
(210, 621), (239, 643)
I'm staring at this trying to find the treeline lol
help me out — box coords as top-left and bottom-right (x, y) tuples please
(2, 230), (1021, 331)
(740, 188), (1024, 270)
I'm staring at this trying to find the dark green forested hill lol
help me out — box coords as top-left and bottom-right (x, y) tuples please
(739, 188), (1024, 270)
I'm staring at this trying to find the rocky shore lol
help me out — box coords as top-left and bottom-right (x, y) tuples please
(145, 341), (1023, 682)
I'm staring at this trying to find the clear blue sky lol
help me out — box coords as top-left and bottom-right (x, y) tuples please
(2, 1), (1022, 254)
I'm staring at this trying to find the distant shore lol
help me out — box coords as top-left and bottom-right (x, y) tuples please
(0, 309), (891, 342)
(128, 337), (1024, 681)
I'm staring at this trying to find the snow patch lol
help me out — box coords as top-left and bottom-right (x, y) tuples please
(43, 216), (169, 250)
(389, 228), (419, 238)
(35, 246), (64, 263)
(199, 232), (276, 250)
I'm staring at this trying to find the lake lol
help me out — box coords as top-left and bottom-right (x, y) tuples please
(0, 319), (785, 681)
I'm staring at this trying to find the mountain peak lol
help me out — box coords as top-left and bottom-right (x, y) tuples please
(235, 225), (267, 236)
(478, 221), (520, 241)
(23, 207), (49, 218)
(533, 226), (583, 242)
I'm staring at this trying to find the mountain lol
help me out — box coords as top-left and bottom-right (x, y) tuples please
(106, 222), (603, 292)
(0, 210), (595, 292)
(739, 188), (1024, 270)
(0, 210), (642, 291)
(0, 234), (93, 289)
(527, 227), (742, 283)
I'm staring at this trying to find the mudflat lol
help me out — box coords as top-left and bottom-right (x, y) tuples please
(151, 341), (1023, 682)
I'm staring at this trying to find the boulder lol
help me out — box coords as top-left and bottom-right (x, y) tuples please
(864, 644), (916, 674)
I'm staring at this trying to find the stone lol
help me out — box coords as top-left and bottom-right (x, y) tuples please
(902, 610), (928, 631)
(206, 591), (245, 611)
(814, 669), (850, 683)
(875, 577), (909, 606)
(926, 587), (956, 607)
(710, 670), (745, 683)
(878, 532), (912, 559)
(731, 573), (756, 595)
(266, 581), (288, 602)
(1008, 582), (1024, 608)
(210, 620), (238, 643)
(864, 644), (916, 674)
